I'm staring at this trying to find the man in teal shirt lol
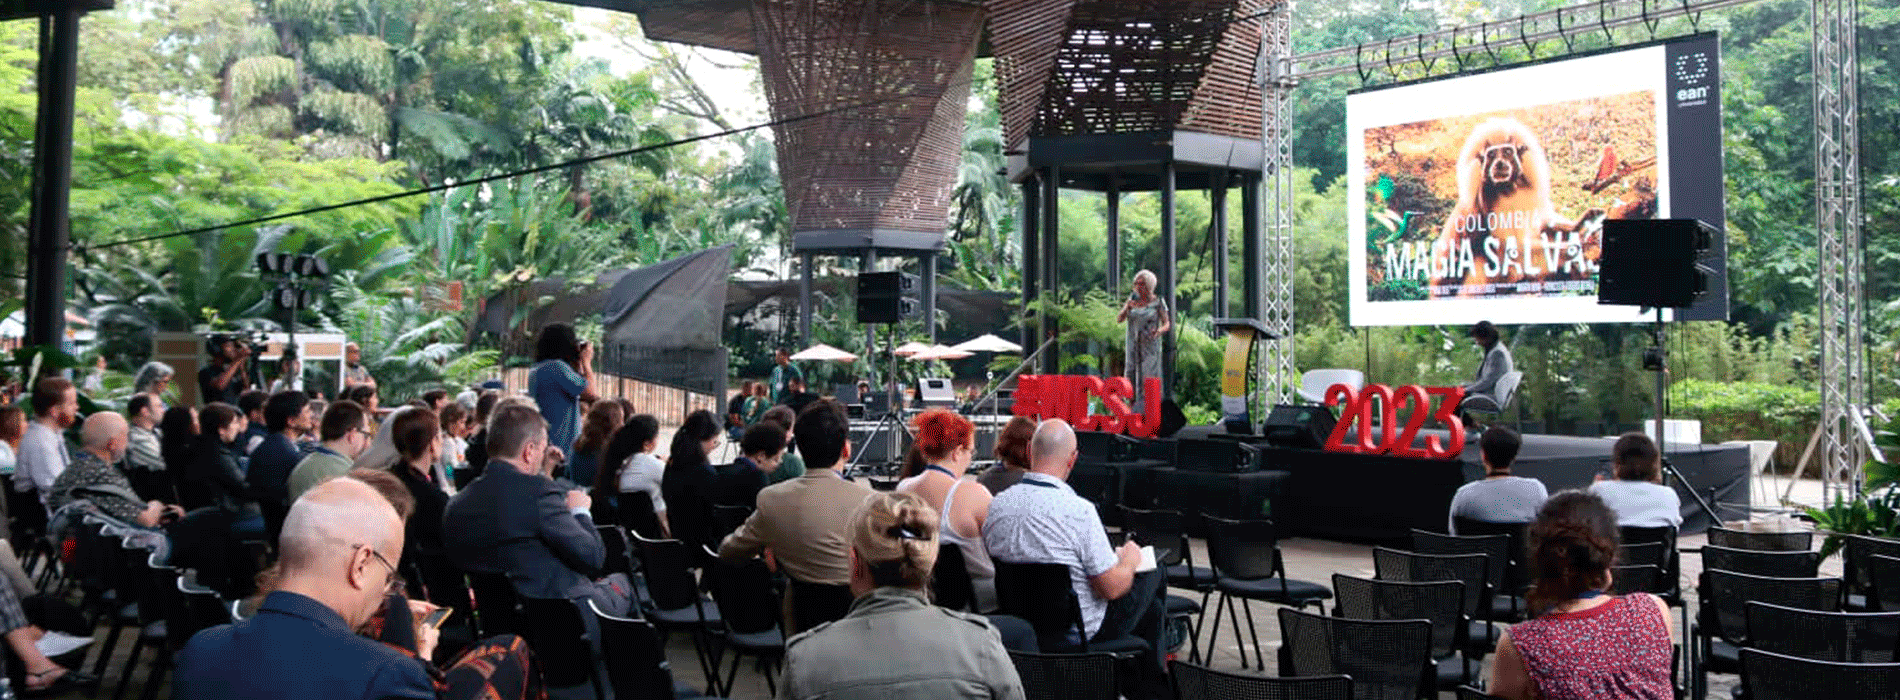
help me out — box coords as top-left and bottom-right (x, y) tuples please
(769, 348), (804, 405)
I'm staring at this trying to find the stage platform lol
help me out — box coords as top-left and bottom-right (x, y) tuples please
(1068, 428), (1750, 544)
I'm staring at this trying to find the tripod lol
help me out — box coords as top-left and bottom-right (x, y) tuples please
(1646, 306), (1723, 524)
(846, 322), (910, 478)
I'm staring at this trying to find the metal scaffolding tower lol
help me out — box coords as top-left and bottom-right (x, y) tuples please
(1258, 2), (1298, 407)
(1813, 0), (1867, 492)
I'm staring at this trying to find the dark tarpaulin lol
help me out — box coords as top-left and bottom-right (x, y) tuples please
(602, 246), (733, 348)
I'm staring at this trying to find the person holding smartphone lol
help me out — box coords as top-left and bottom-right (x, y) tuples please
(1115, 270), (1171, 406)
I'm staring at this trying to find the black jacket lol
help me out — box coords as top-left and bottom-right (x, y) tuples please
(442, 460), (605, 600)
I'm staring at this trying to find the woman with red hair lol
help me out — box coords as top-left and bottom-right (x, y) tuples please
(895, 408), (996, 611)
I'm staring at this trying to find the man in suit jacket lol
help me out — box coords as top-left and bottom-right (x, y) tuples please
(174, 475), (435, 699)
(443, 402), (632, 615)
(720, 399), (873, 633)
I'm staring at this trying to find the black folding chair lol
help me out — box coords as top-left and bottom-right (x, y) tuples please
(466, 570), (521, 638)
(1450, 518), (1530, 621)
(1740, 647), (1900, 700)
(1693, 570), (1843, 699)
(992, 560), (1148, 655)
(1204, 516), (1332, 670)
(1278, 607), (1433, 700)
(932, 541), (979, 612)
(705, 556), (785, 697)
(1331, 574), (1472, 689)
(631, 532), (723, 694)
(1122, 505), (1215, 661)
(589, 600), (712, 700)
(518, 597), (606, 700)
(595, 523), (636, 577)
(1707, 526), (1813, 552)
(1372, 547), (1491, 659)
(1618, 525), (1683, 605)
(1871, 554), (1900, 613)
(1454, 686), (1509, 700)
(1168, 659), (1352, 700)
(1009, 649), (1121, 700)
(1844, 536), (1900, 610)
(1745, 600), (1900, 663)
(617, 491), (666, 540)
(1610, 564), (1660, 596)
(1701, 544), (1820, 578)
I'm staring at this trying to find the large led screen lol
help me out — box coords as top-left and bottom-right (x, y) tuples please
(1347, 33), (1726, 326)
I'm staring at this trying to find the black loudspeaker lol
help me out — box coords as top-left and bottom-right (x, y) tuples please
(1076, 431), (1144, 463)
(856, 271), (920, 324)
(1176, 438), (1261, 473)
(1598, 219), (1717, 308)
(1262, 404), (1336, 450)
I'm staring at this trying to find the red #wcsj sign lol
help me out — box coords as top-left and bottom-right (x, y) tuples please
(1323, 383), (1466, 460)
(1012, 376), (1165, 439)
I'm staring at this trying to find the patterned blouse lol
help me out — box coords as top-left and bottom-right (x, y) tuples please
(1509, 593), (1674, 700)
(50, 450), (144, 523)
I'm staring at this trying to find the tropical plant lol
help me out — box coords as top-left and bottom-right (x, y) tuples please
(326, 271), (464, 403)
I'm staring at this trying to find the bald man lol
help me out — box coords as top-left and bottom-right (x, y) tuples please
(174, 476), (435, 700)
(50, 412), (184, 527)
(983, 419), (1167, 693)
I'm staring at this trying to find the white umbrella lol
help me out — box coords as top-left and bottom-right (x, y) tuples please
(892, 341), (934, 357)
(910, 344), (973, 361)
(789, 343), (859, 362)
(950, 333), (1022, 354)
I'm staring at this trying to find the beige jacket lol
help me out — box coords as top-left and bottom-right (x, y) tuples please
(778, 587), (1025, 700)
(718, 469), (873, 586)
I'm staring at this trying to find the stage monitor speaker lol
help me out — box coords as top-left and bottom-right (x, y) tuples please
(918, 377), (956, 407)
(1176, 437), (1261, 474)
(1598, 218), (1717, 308)
(1077, 431), (1144, 463)
(1262, 404), (1336, 450)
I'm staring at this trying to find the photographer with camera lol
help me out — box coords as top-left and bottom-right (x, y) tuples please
(199, 335), (255, 406)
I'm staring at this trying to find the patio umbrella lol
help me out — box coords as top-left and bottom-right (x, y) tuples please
(950, 333), (1022, 354)
(789, 343), (859, 362)
(892, 341), (934, 357)
(910, 344), (973, 361)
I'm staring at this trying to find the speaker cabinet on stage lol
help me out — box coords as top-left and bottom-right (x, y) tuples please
(857, 271), (920, 324)
(1598, 218), (1718, 308)
(1262, 404), (1337, 450)
(1077, 431), (1145, 463)
(1176, 437), (1262, 474)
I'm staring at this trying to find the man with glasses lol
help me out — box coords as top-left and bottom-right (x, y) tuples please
(444, 402), (632, 615)
(287, 400), (373, 503)
(173, 475), (433, 698)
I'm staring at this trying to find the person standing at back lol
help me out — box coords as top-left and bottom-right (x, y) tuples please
(768, 348), (802, 405)
(1448, 426), (1547, 533)
(526, 323), (596, 464)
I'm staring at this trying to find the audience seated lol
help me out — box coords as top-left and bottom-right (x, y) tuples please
(287, 400), (373, 504)
(1588, 433), (1683, 528)
(1448, 426), (1547, 533)
(174, 475), (537, 700)
(49, 412), (186, 530)
(237, 390), (271, 455)
(719, 399), (874, 634)
(778, 490), (1025, 700)
(714, 423), (785, 509)
(566, 400), (622, 489)
(895, 409), (997, 612)
(601, 413), (668, 536)
(461, 391), (501, 483)
(387, 409), (448, 573)
(180, 403), (267, 538)
(123, 393), (172, 502)
(443, 402), (633, 616)
(15, 377), (78, 511)
(1487, 491), (1674, 700)
(661, 409), (724, 555)
(983, 418), (1167, 694)
(247, 390), (315, 540)
(757, 405), (806, 485)
(977, 416), (1035, 495)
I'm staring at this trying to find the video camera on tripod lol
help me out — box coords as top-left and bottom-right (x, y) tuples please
(205, 330), (269, 359)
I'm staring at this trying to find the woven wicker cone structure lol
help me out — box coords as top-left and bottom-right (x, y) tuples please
(751, 0), (985, 243)
(991, 0), (1265, 148)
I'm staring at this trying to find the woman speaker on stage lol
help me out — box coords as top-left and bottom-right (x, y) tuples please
(1116, 269), (1172, 404)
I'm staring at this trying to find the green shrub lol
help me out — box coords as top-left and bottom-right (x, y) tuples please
(1669, 378), (1819, 468)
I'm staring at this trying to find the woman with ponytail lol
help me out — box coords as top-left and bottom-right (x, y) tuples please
(776, 491), (1025, 700)
(1488, 491), (1673, 700)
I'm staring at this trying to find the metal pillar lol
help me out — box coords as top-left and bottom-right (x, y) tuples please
(1160, 162), (1177, 399)
(1241, 172), (1263, 319)
(799, 253), (815, 347)
(1258, 4), (1298, 405)
(1211, 172), (1230, 317)
(1021, 180), (1040, 355)
(1041, 166), (1062, 374)
(25, 9), (84, 355)
(861, 251), (877, 365)
(1814, 0), (1866, 491)
(922, 253), (938, 343)
(1106, 177), (1122, 297)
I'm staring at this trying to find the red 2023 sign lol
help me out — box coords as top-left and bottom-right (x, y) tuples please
(1012, 375), (1164, 439)
(1323, 383), (1466, 460)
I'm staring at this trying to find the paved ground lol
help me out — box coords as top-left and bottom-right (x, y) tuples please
(86, 471), (1835, 700)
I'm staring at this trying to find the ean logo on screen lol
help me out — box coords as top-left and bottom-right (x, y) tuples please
(1673, 53), (1711, 84)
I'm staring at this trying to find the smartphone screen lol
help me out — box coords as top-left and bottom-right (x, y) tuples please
(420, 607), (453, 629)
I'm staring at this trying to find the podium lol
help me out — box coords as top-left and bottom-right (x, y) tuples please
(1212, 318), (1279, 434)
